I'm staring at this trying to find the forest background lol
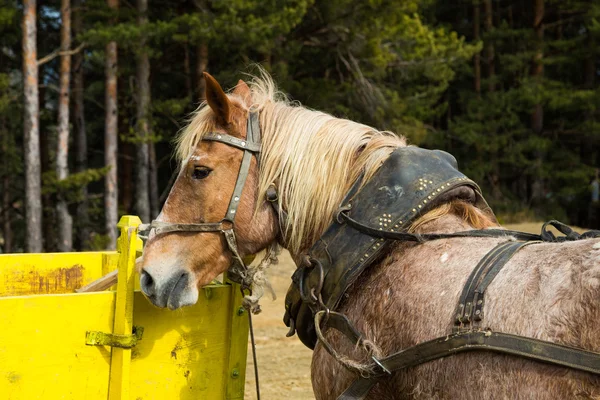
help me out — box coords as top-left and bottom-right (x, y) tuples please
(1, 0), (599, 252)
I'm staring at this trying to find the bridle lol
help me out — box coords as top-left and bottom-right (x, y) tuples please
(138, 111), (262, 285)
(138, 110), (265, 399)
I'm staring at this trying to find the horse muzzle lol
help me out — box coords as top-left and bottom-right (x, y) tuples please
(140, 267), (198, 310)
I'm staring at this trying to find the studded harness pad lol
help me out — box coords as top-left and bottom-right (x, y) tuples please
(284, 146), (496, 349)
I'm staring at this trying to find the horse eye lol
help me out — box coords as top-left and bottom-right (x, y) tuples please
(192, 166), (211, 180)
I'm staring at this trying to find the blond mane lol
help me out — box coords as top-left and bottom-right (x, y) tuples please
(175, 69), (406, 254)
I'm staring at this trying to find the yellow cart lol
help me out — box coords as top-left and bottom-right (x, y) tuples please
(0, 216), (249, 400)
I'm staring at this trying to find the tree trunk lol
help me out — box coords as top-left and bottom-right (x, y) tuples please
(196, 42), (208, 102)
(531, 0), (544, 202)
(149, 141), (159, 218)
(473, 0), (481, 96)
(56, 0), (73, 252)
(105, 0), (119, 249)
(2, 175), (10, 253)
(531, 0), (544, 134)
(73, 0), (89, 250)
(120, 140), (134, 214)
(2, 118), (11, 253)
(135, 0), (151, 223)
(22, 0), (43, 252)
(584, 33), (595, 89)
(184, 42), (193, 105)
(40, 89), (55, 252)
(483, 0), (494, 93)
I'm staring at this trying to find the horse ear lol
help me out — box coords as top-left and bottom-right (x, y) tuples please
(233, 79), (252, 107)
(203, 72), (231, 124)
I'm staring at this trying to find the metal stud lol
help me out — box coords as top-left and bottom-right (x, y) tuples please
(241, 141), (246, 146)
(418, 205), (422, 209)
(217, 135), (222, 139)
(412, 208), (416, 212)
(234, 196), (240, 202)
(230, 209), (236, 214)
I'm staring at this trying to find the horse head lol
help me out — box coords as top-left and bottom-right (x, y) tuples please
(138, 73), (279, 310)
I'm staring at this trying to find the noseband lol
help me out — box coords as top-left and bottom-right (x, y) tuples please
(138, 111), (262, 285)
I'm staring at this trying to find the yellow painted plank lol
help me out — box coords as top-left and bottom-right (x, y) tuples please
(0, 251), (118, 296)
(0, 292), (116, 400)
(0, 213), (249, 400)
(130, 284), (247, 400)
(225, 286), (250, 400)
(108, 216), (141, 400)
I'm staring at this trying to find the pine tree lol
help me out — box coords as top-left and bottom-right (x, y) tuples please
(56, 0), (73, 251)
(73, 0), (89, 249)
(22, 0), (43, 252)
(134, 0), (150, 223)
(104, 0), (118, 249)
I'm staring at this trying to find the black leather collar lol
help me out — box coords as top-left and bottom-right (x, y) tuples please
(284, 146), (496, 348)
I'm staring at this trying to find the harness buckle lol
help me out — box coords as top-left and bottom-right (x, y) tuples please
(371, 356), (392, 375)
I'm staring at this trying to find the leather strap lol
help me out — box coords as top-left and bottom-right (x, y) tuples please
(339, 212), (544, 243)
(138, 220), (227, 239)
(203, 132), (261, 152)
(338, 330), (600, 399)
(224, 147), (254, 222)
(331, 237), (600, 399)
(454, 241), (529, 329)
(468, 241), (538, 326)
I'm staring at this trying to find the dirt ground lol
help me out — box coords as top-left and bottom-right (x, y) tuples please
(243, 222), (572, 399)
(244, 250), (314, 400)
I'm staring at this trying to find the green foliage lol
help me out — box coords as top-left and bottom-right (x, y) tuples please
(430, 0), (600, 227)
(4, 0), (600, 251)
(42, 167), (109, 202)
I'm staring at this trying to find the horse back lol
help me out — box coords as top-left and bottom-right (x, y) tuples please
(312, 232), (600, 399)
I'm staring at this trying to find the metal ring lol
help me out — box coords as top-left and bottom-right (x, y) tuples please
(335, 203), (352, 224)
(371, 356), (392, 375)
(298, 267), (313, 304)
(298, 257), (326, 307)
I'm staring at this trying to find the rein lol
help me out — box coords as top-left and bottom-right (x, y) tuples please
(138, 111), (263, 400)
(339, 213), (599, 243)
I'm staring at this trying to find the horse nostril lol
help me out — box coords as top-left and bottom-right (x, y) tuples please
(140, 268), (155, 297)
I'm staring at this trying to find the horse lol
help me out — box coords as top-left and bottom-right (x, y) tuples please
(138, 70), (600, 399)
